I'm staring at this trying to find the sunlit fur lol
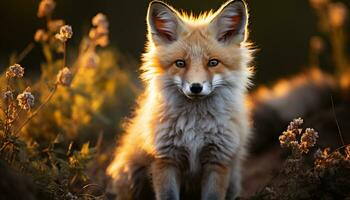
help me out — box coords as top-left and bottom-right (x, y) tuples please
(107, 0), (254, 199)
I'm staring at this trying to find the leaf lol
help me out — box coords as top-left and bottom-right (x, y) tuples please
(66, 141), (73, 156)
(53, 133), (64, 144)
(80, 142), (90, 157)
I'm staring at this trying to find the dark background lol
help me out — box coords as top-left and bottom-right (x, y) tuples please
(0, 0), (335, 85)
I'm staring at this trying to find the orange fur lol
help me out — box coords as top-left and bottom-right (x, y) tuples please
(107, 1), (253, 199)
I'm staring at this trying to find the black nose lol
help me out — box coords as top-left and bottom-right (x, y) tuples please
(190, 83), (203, 94)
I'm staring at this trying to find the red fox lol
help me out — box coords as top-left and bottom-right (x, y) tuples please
(106, 0), (253, 199)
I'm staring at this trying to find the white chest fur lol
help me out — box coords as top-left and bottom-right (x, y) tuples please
(154, 96), (241, 173)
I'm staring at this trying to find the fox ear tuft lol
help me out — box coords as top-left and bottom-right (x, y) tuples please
(210, 0), (248, 44)
(147, 1), (182, 45)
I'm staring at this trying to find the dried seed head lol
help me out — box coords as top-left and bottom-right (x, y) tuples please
(287, 117), (303, 132)
(328, 2), (348, 28)
(37, 0), (56, 18)
(89, 13), (109, 47)
(34, 29), (49, 42)
(345, 145), (350, 160)
(300, 128), (318, 150)
(56, 67), (73, 87)
(279, 118), (320, 156)
(60, 25), (73, 38)
(92, 13), (109, 28)
(6, 64), (24, 78)
(279, 130), (297, 148)
(314, 147), (350, 173)
(17, 88), (35, 110)
(299, 128), (319, 154)
(309, 0), (329, 10)
(3, 91), (14, 101)
(80, 51), (100, 69)
(55, 25), (73, 42)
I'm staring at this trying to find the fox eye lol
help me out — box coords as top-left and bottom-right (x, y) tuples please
(208, 59), (219, 67)
(175, 60), (186, 68)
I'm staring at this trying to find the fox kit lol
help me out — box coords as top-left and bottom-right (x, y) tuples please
(107, 0), (253, 199)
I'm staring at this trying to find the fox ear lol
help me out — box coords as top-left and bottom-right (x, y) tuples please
(210, 0), (248, 44)
(147, 1), (183, 45)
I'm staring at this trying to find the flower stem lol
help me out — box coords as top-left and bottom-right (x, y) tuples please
(14, 84), (58, 136)
(14, 43), (35, 64)
(331, 95), (345, 146)
(0, 141), (11, 153)
(4, 78), (11, 136)
(63, 41), (67, 67)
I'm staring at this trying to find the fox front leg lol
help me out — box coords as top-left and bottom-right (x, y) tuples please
(151, 159), (180, 200)
(201, 164), (230, 200)
(225, 159), (242, 200)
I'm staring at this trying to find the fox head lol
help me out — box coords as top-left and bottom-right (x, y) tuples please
(142, 0), (253, 100)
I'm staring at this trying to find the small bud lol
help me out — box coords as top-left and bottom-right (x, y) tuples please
(3, 91), (14, 101)
(56, 67), (73, 87)
(92, 13), (109, 28)
(345, 146), (350, 160)
(299, 128), (318, 154)
(80, 51), (100, 69)
(309, 0), (329, 10)
(34, 29), (49, 42)
(6, 64), (24, 78)
(17, 88), (35, 110)
(89, 13), (109, 47)
(287, 117), (303, 132)
(279, 130), (297, 148)
(37, 0), (56, 18)
(55, 25), (73, 42)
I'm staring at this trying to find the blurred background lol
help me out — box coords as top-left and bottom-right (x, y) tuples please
(0, 0), (348, 84)
(0, 0), (349, 199)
